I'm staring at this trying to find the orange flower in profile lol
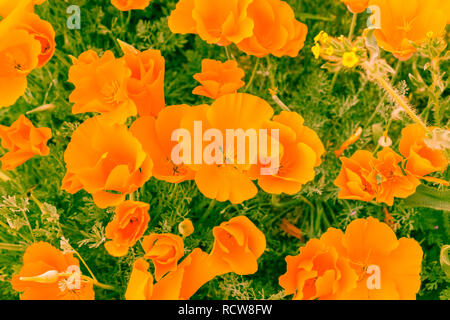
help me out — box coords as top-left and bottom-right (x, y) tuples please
(0, 115), (52, 170)
(118, 40), (165, 117)
(370, 0), (447, 60)
(334, 150), (377, 202)
(105, 201), (150, 257)
(193, 59), (245, 100)
(111, 0), (151, 11)
(340, 0), (369, 13)
(11, 242), (95, 300)
(62, 116), (153, 208)
(280, 217), (423, 300)
(399, 124), (448, 177)
(68, 50), (136, 123)
(368, 148), (420, 206)
(250, 111), (325, 195)
(279, 238), (358, 300)
(236, 0), (308, 57)
(125, 258), (154, 300)
(168, 0), (254, 45)
(325, 217), (423, 299)
(208, 216), (266, 275)
(180, 93), (274, 204)
(142, 233), (184, 280)
(130, 105), (196, 183)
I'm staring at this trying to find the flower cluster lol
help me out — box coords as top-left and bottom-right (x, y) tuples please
(168, 0), (308, 57)
(0, 0), (55, 107)
(125, 216), (266, 300)
(334, 124), (448, 206)
(279, 217), (423, 300)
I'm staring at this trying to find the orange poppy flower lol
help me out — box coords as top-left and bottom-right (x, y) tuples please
(368, 148), (420, 206)
(399, 124), (448, 177)
(280, 217), (423, 300)
(130, 105), (196, 183)
(111, 0), (152, 11)
(236, 0), (308, 57)
(11, 242), (95, 300)
(193, 59), (245, 100)
(340, 0), (369, 13)
(168, 0), (254, 45)
(334, 150), (377, 202)
(323, 217), (423, 299)
(62, 116), (153, 208)
(181, 93), (274, 204)
(279, 238), (358, 300)
(370, 0), (447, 60)
(0, 115), (51, 170)
(142, 233), (185, 280)
(68, 50), (136, 123)
(250, 111), (325, 195)
(126, 248), (214, 300)
(207, 216), (266, 275)
(118, 40), (165, 117)
(104, 201), (150, 257)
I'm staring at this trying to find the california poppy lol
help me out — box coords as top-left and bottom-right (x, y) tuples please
(370, 0), (447, 60)
(341, 0), (369, 14)
(193, 59), (245, 100)
(130, 105), (196, 183)
(68, 50), (136, 123)
(399, 124), (448, 177)
(111, 0), (152, 11)
(0, 115), (51, 170)
(207, 216), (266, 275)
(105, 201), (150, 257)
(168, 0), (254, 45)
(142, 233), (184, 280)
(118, 40), (165, 117)
(62, 116), (153, 208)
(11, 242), (95, 300)
(237, 0), (308, 57)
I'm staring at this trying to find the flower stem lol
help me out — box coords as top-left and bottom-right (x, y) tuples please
(348, 13), (358, 40)
(245, 58), (260, 91)
(375, 76), (430, 134)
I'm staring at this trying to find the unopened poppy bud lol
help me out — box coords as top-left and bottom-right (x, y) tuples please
(26, 104), (56, 114)
(378, 135), (393, 147)
(20, 270), (59, 284)
(179, 219), (194, 237)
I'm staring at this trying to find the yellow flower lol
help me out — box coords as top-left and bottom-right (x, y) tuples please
(178, 219), (194, 237)
(342, 52), (359, 68)
(312, 43), (321, 59)
(325, 46), (334, 56)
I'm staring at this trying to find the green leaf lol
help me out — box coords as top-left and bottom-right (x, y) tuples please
(404, 185), (450, 211)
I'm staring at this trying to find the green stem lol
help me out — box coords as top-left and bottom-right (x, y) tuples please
(348, 13), (358, 40)
(244, 58), (260, 91)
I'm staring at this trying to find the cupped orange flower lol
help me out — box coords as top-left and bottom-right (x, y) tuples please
(399, 124), (448, 177)
(370, 0), (447, 60)
(68, 50), (136, 123)
(111, 0), (151, 11)
(0, 29), (41, 107)
(168, 0), (254, 45)
(11, 242), (95, 300)
(193, 59), (245, 100)
(323, 217), (423, 299)
(250, 111), (325, 195)
(142, 233), (185, 280)
(340, 0), (369, 13)
(207, 216), (266, 275)
(104, 201), (150, 257)
(118, 40), (165, 117)
(125, 258), (154, 300)
(334, 150), (377, 202)
(180, 93), (274, 204)
(279, 238), (358, 300)
(0, 115), (51, 170)
(368, 148), (420, 206)
(236, 0), (308, 57)
(62, 116), (153, 208)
